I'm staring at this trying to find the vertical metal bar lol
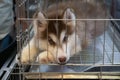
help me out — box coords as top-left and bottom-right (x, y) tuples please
(38, 0), (42, 79)
(85, 0), (87, 48)
(103, 26), (105, 65)
(93, 0), (97, 64)
(55, 0), (58, 63)
(112, 20), (115, 65)
(102, 23), (105, 65)
(94, 20), (96, 64)
(111, 0), (117, 65)
(37, 0), (40, 78)
(75, 0), (77, 63)
(103, 0), (107, 65)
(22, 0), (27, 80)
(101, 0), (107, 79)
(17, 0), (22, 80)
(65, 0), (68, 63)
(37, 0), (40, 64)
(84, 0), (87, 64)
(26, 0), (31, 65)
(46, 0), (49, 66)
(42, 0), (49, 68)
(15, 0), (20, 36)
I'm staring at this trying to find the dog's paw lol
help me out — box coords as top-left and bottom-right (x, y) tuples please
(20, 48), (35, 64)
(36, 51), (55, 64)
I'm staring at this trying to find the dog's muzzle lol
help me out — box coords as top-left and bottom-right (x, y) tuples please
(58, 56), (67, 65)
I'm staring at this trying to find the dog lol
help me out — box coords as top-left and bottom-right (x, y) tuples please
(20, 0), (108, 65)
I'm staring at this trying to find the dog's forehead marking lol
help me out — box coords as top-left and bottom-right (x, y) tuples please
(60, 31), (66, 43)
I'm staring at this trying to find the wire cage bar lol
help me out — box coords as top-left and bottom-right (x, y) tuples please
(8, 0), (120, 79)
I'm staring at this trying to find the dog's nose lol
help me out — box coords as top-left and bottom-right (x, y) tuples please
(58, 57), (66, 63)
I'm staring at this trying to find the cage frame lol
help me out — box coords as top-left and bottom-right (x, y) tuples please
(7, 0), (120, 79)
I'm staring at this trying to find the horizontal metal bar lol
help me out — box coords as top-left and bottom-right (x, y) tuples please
(18, 63), (120, 66)
(18, 18), (120, 21)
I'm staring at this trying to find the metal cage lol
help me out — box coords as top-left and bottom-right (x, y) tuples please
(8, 0), (120, 80)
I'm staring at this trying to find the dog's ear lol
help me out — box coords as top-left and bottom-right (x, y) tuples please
(33, 11), (47, 32)
(63, 8), (76, 27)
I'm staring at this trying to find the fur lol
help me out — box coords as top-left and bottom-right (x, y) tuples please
(20, 0), (108, 64)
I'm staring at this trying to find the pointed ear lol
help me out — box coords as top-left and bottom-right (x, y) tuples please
(33, 11), (47, 32)
(63, 8), (76, 27)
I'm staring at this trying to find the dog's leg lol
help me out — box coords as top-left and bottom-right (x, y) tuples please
(36, 51), (55, 64)
(20, 38), (39, 64)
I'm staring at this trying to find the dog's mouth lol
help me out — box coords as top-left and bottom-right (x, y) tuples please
(57, 61), (68, 65)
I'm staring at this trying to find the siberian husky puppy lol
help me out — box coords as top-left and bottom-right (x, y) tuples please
(20, 0), (108, 64)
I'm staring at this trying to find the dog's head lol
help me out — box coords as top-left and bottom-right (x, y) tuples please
(33, 8), (76, 64)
